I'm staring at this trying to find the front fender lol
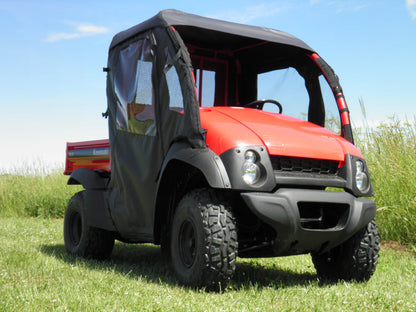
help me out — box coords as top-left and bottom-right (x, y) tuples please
(159, 142), (231, 189)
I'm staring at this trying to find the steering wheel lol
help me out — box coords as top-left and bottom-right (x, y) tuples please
(244, 99), (282, 114)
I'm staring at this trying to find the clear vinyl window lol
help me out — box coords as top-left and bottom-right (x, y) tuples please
(114, 37), (156, 136)
(165, 50), (185, 113)
(195, 69), (216, 107)
(319, 74), (341, 134)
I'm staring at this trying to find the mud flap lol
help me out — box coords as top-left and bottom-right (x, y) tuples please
(83, 189), (116, 232)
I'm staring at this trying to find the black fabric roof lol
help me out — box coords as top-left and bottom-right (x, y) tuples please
(110, 9), (314, 53)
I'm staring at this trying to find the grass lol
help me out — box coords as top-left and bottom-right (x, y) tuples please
(0, 164), (81, 218)
(356, 117), (416, 246)
(1, 217), (415, 312)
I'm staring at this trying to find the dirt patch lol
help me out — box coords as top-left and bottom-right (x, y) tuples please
(381, 241), (414, 255)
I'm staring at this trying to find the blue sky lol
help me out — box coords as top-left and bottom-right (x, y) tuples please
(0, 0), (415, 171)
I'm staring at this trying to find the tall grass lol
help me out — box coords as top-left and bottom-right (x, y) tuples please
(0, 162), (81, 218)
(356, 117), (416, 246)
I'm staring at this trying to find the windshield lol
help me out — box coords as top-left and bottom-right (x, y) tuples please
(187, 42), (346, 137)
(258, 67), (340, 134)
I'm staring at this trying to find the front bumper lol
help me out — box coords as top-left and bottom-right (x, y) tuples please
(241, 188), (376, 256)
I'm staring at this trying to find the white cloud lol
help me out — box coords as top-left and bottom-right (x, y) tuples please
(207, 4), (281, 24)
(406, 0), (416, 19)
(45, 23), (108, 42)
(310, 0), (369, 13)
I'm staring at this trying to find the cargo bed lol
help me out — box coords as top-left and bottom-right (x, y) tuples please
(64, 139), (110, 175)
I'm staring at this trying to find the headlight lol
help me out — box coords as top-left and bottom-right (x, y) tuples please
(242, 162), (260, 185)
(245, 150), (257, 163)
(242, 150), (261, 185)
(355, 160), (370, 192)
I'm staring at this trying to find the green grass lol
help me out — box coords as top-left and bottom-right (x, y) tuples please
(356, 117), (416, 246)
(1, 217), (415, 312)
(0, 166), (81, 218)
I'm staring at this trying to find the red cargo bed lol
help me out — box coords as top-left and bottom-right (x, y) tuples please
(64, 139), (110, 175)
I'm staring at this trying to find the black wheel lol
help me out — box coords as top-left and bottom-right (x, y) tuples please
(243, 99), (282, 113)
(170, 188), (238, 290)
(64, 191), (115, 260)
(311, 220), (380, 282)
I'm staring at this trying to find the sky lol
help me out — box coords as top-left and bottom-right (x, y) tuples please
(0, 0), (415, 171)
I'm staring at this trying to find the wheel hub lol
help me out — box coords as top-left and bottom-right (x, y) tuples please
(178, 220), (196, 268)
(69, 211), (82, 246)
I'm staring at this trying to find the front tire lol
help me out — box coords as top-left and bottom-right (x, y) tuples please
(312, 220), (380, 282)
(64, 191), (115, 260)
(170, 188), (238, 290)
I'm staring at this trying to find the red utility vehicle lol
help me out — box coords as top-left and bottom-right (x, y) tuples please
(64, 10), (379, 290)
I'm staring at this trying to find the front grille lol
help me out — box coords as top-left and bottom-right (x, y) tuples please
(270, 156), (339, 175)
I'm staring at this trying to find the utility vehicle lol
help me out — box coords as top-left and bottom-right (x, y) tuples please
(64, 9), (379, 289)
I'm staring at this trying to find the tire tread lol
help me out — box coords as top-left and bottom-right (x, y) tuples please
(171, 188), (238, 290)
(312, 220), (380, 282)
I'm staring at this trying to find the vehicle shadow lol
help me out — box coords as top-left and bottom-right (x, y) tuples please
(40, 243), (327, 291)
(231, 261), (318, 289)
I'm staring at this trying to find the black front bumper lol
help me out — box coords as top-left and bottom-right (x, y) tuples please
(241, 188), (376, 256)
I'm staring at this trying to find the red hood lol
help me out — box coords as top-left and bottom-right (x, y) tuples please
(200, 107), (362, 161)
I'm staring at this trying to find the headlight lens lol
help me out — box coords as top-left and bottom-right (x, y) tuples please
(245, 150), (257, 163)
(242, 162), (260, 185)
(242, 150), (261, 185)
(355, 160), (369, 192)
(356, 160), (364, 172)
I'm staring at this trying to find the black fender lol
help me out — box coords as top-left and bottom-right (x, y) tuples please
(68, 168), (110, 189)
(159, 142), (231, 189)
(153, 142), (231, 244)
(67, 168), (115, 231)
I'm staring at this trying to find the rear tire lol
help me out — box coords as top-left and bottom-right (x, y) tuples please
(312, 220), (380, 282)
(64, 191), (115, 260)
(170, 188), (238, 290)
